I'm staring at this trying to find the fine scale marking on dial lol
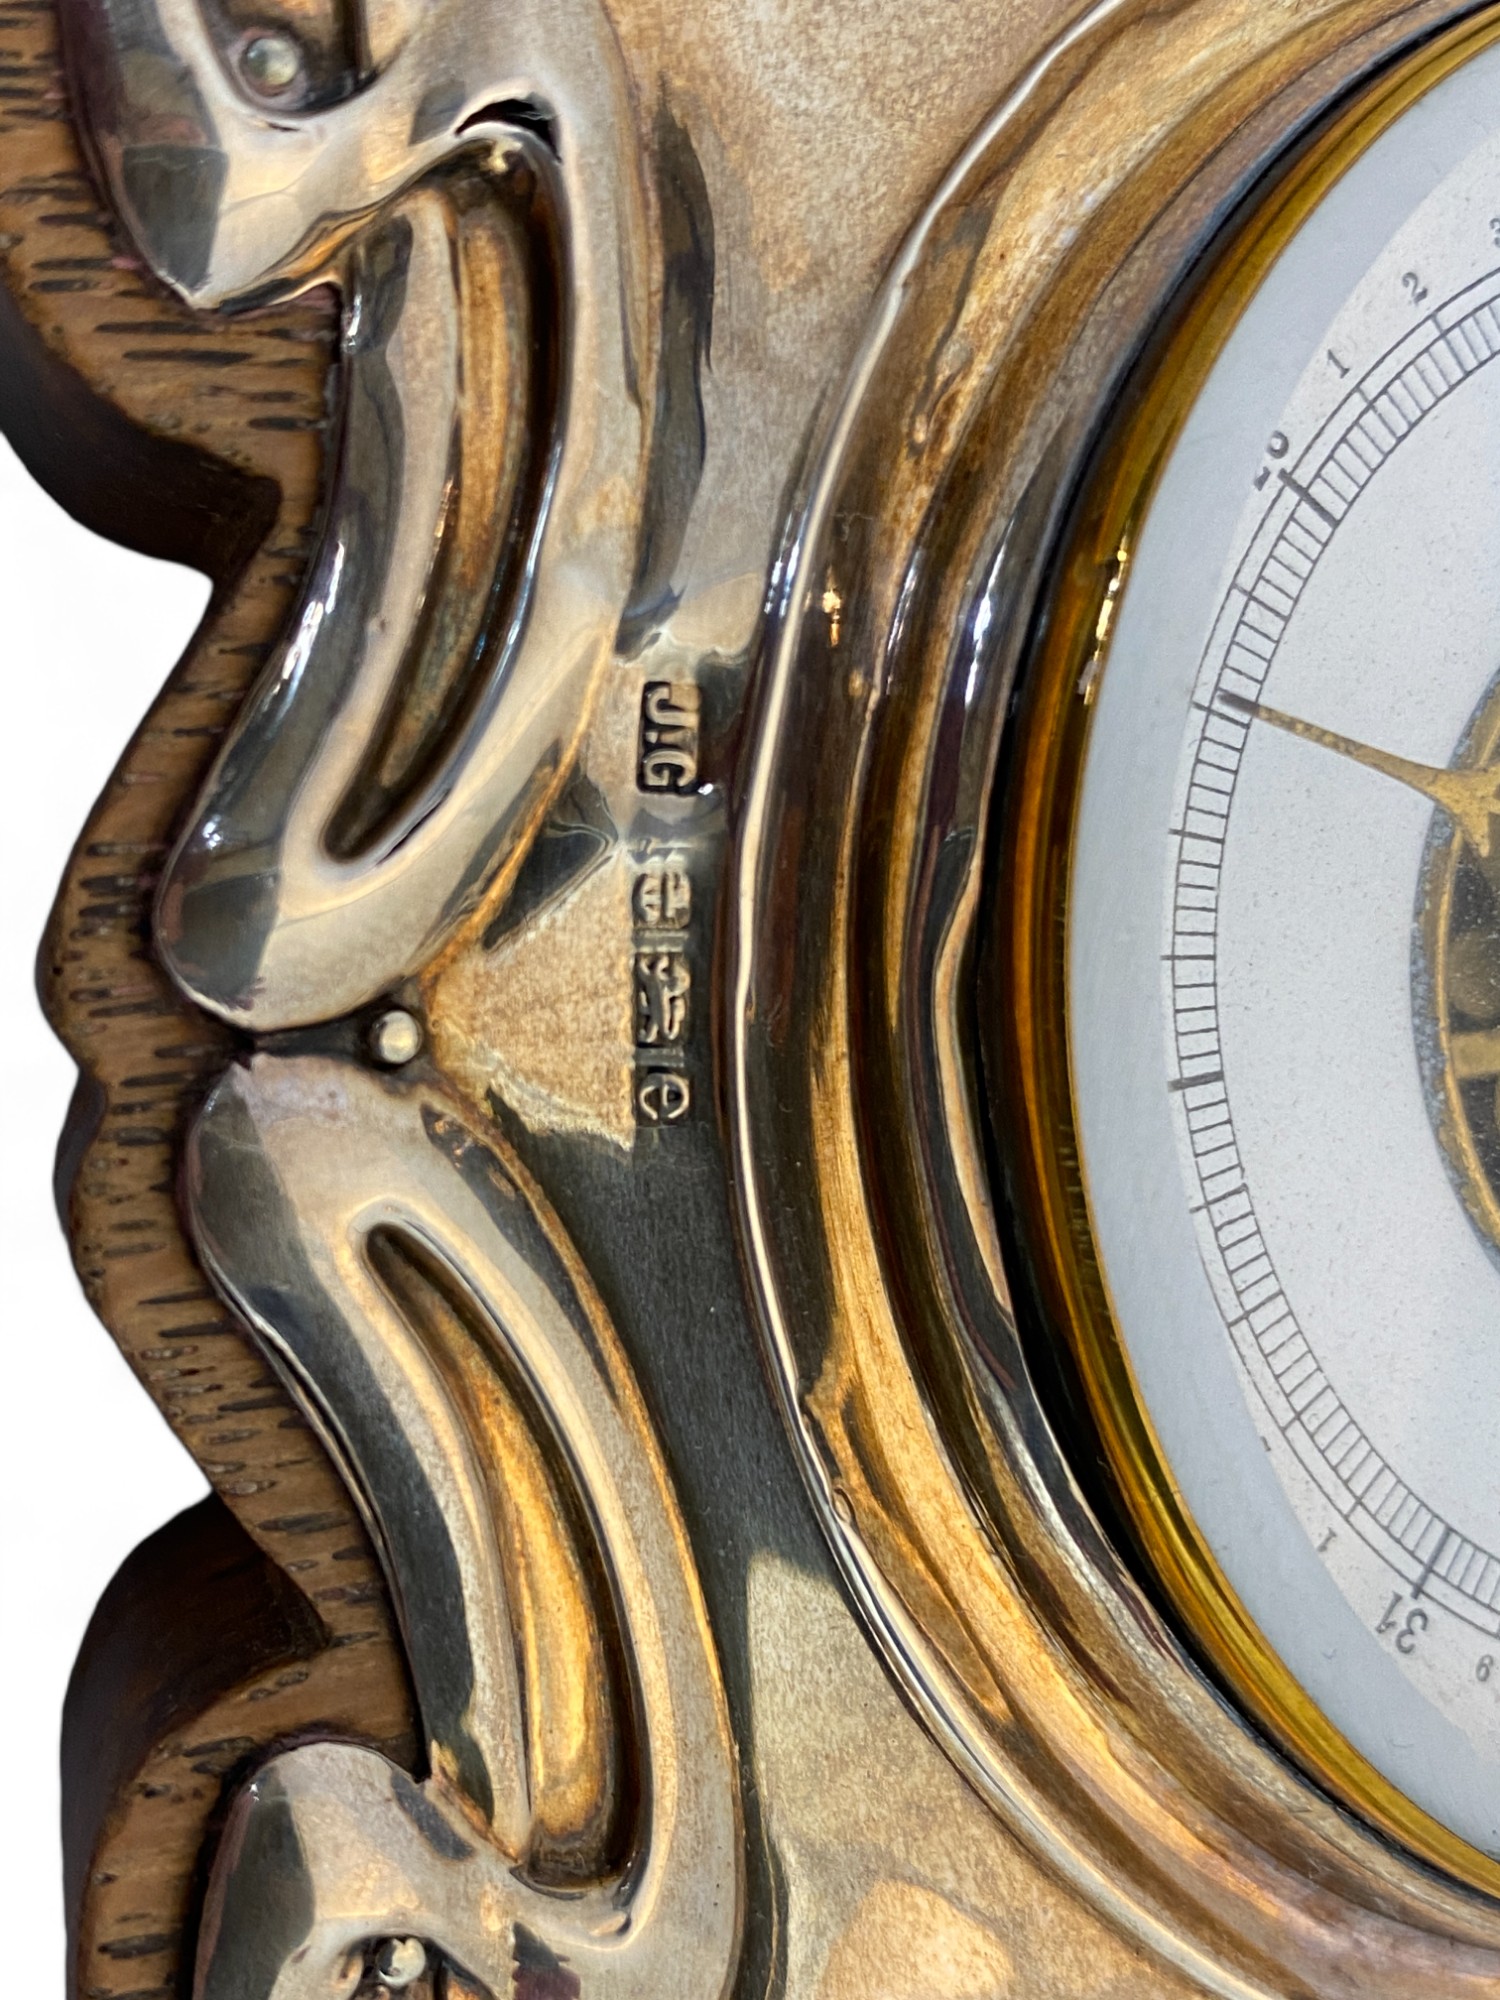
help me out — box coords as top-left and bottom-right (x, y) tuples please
(1170, 264), (1500, 1635)
(1059, 48), (1500, 1865)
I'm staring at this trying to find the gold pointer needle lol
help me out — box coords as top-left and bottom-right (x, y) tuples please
(1219, 689), (1500, 859)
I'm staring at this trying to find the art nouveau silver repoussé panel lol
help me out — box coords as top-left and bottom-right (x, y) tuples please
(22, 0), (1500, 1996)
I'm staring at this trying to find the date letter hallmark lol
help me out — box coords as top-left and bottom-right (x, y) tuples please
(637, 1070), (694, 1125)
(638, 681), (702, 791)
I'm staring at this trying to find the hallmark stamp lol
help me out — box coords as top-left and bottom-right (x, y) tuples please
(632, 859), (694, 1127)
(635, 1070), (693, 1125)
(635, 949), (691, 1047)
(638, 682), (701, 791)
(633, 860), (692, 930)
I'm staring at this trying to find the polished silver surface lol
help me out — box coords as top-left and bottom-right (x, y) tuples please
(52, 0), (1500, 1993)
(196, 1738), (719, 2000)
(53, 0), (1167, 1989)
(727, 0), (1500, 1992)
(65, 0), (650, 1030)
(187, 1052), (740, 1995)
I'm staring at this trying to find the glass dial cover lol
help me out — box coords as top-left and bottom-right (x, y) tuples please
(1069, 29), (1500, 1867)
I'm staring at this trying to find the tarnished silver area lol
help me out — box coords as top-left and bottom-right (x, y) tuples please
(186, 1053), (740, 1995)
(63, 0), (651, 1029)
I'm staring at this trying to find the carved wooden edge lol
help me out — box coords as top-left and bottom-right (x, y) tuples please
(63, 1501), (324, 2000)
(0, 6), (417, 1996)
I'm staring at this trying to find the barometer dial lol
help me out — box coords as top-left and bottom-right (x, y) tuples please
(1042, 18), (1500, 1885)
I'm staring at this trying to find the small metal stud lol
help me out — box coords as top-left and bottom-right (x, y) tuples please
(370, 1009), (423, 1068)
(239, 30), (305, 97)
(373, 1939), (427, 1991)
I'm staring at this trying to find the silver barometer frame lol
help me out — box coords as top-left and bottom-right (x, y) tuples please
(732, 1), (1500, 1993)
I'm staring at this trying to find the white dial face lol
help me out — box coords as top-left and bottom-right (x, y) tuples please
(1070, 36), (1500, 1858)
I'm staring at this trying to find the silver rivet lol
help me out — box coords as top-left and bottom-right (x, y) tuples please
(373, 1939), (427, 1990)
(239, 30), (304, 96)
(370, 1009), (423, 1068)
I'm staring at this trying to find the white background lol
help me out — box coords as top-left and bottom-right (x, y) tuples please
(0, 433), (209, 1986)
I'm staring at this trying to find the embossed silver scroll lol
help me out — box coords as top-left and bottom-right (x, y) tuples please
(62, 0), (740, 1989)
(50, 0), (1500, 1997)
